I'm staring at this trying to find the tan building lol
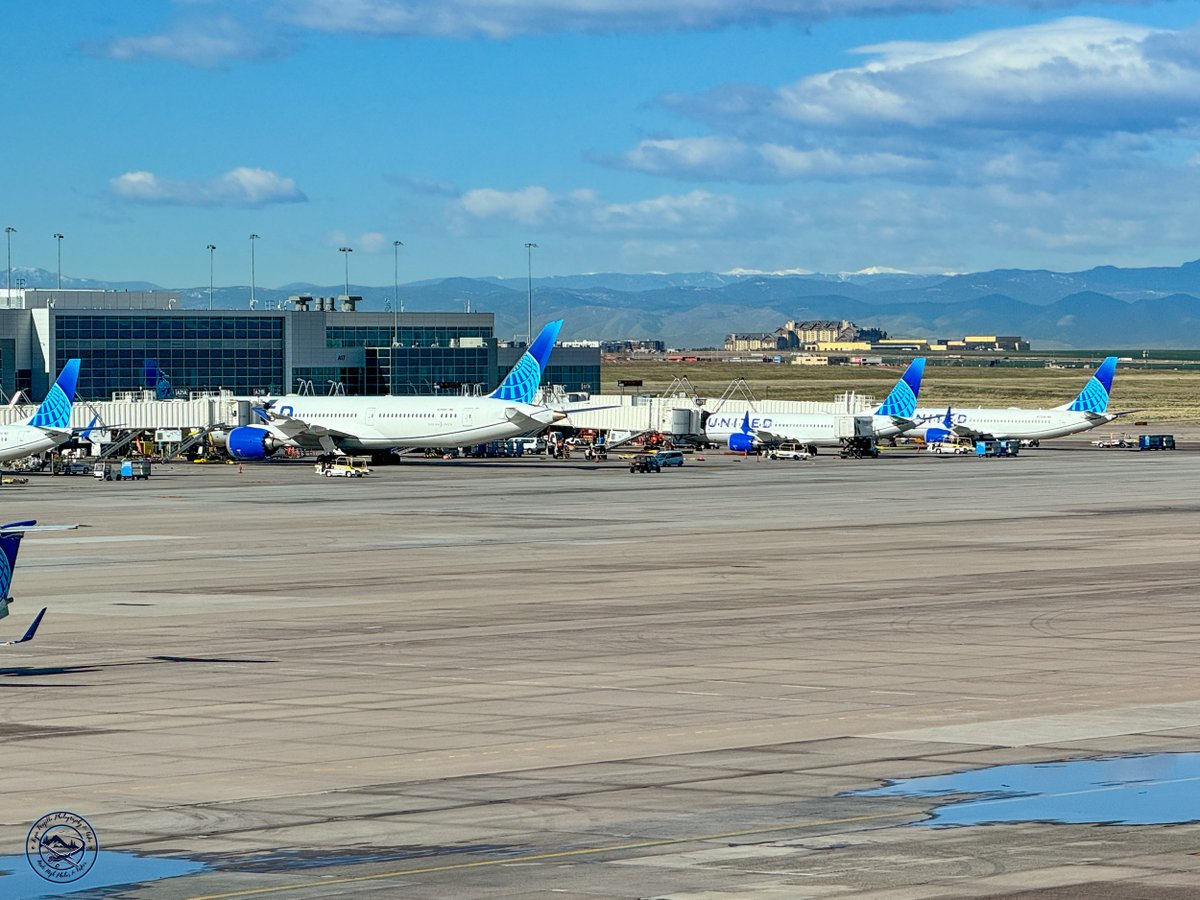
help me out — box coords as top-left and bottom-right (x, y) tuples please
(724, 332), (782, 352)
(784, 319), (857, 345)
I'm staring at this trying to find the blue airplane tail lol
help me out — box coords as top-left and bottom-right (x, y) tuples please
(28, 359), (80, 430)
(874, 358), (926, 418)
(1065, 356), (1118, 413)
(489, 320), (563, 403)
(0, 520), (34, 602)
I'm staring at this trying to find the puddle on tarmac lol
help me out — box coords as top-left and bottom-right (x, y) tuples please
(849, 752), (1200, 827)
(0, 850), (207, 899)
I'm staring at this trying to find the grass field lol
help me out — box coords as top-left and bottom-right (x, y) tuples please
(600, 360), (1200, 423)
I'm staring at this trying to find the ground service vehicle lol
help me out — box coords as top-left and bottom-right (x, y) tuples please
(94, 460), (151, 480)
(653, 449), (685, 467)
(769, 442), (810, 460)
(317, 457), (372, 477)
(1138, 434), (1176, 450)
(629, 454), (661, 474)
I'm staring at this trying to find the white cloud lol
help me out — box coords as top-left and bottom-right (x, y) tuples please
(450, 184), (741, 235)
(671, 18), (1200, 139)
(620, 136), (933, 181)
(281, 1), (1133, 40)
(459, 186), (555, 224)
(95, 2), (1142, 65)
(616, 17), (1200, 187)
(89, 14), (289, 68)
(110, 167), (307, 207)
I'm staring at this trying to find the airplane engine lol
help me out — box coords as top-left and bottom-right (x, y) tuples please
(728, 432), (755, 453)
(922, 425), (951, 444)
(225, 426), (283, 460)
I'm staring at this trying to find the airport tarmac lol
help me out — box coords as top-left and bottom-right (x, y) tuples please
(3, 439), (1200, 899)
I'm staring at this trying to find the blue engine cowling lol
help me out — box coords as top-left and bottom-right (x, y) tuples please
(923, 426), (951, 444)
(728, 432), (755, 453)
(226, 426), (282, 460)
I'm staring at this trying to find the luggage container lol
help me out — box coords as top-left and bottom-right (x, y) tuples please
(1138, 434), (1176, 451)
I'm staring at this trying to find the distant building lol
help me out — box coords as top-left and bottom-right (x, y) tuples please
(959, 335), (1030, 351)
(724, 332), (784, 352)
(600, 339), (665, 353)
(811, 341), (873, 352)
(786, 319), (858, 345)
(1, 288), (600, 399)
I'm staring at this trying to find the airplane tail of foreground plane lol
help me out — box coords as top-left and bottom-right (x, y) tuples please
(0, 520), (79, 645)
(0, 521), (38, 643)
(1059, 356), (1118, 414)
(489, 320), (564, 404)
(27, 358), (81, 430)
(874, 357), (926, 419)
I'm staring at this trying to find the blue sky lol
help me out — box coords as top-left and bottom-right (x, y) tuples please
(5, 1), (1200, 289)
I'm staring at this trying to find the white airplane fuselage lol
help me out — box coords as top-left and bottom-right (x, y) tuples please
(913, 407), (1116, 442)
(252, 395), (561, 452)
(0, 425), (61, 462)
(703, 412), (909, 448)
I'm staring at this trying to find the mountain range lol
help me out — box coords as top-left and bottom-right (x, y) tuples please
(7, 261), (1200, 349)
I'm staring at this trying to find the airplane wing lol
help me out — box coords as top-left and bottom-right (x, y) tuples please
(255, 407), (355, 443)
(754, 429), (787, 444)
(949, 423), (989, 439)
(1099, 409), (1142, 420)
(556, 403), (620, 415)
(0, 522), (82, 533)
(1, 608), (46, 645)
(505, 408), (566, 433)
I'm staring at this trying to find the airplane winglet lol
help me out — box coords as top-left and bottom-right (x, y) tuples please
(1, 608), (45, 645)
(79, 414), (100, 441)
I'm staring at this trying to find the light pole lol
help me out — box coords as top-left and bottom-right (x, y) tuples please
(249, 234), (259, 305)
(338, 246), (352, 298)
(392, 240), (403, 350)
(393, 240), (403, 314)
(206, 244), (216, 310)
(53, 233), (64, 291)
(524, 242), (538, 344)
(5, 227), (15, 305)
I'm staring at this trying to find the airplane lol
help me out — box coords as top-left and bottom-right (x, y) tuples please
(0, 520), (79, 645)
(0, 358), (82, 463)
(911, 356), (1124, 445)
(218, 320), (569, 460)
(702, 357), (927, 454)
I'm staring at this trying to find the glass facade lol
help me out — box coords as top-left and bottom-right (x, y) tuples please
(55, 314), (285, 398)
(292, 367), (365, 396)
(367, 347), (495, 396)
(542, 363), (600, 393)
(327, 325), (490, 349)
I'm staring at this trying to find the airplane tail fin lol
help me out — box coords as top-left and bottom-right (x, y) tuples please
(1062, 356), (1118, 414)
(488, 320), (563, 403)
(28, 358), (80, 430)
(0, 520), (34, 601)
(874, 357), (926, 418)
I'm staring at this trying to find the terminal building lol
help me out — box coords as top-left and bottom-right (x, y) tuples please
(0, 290), (600, 401)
